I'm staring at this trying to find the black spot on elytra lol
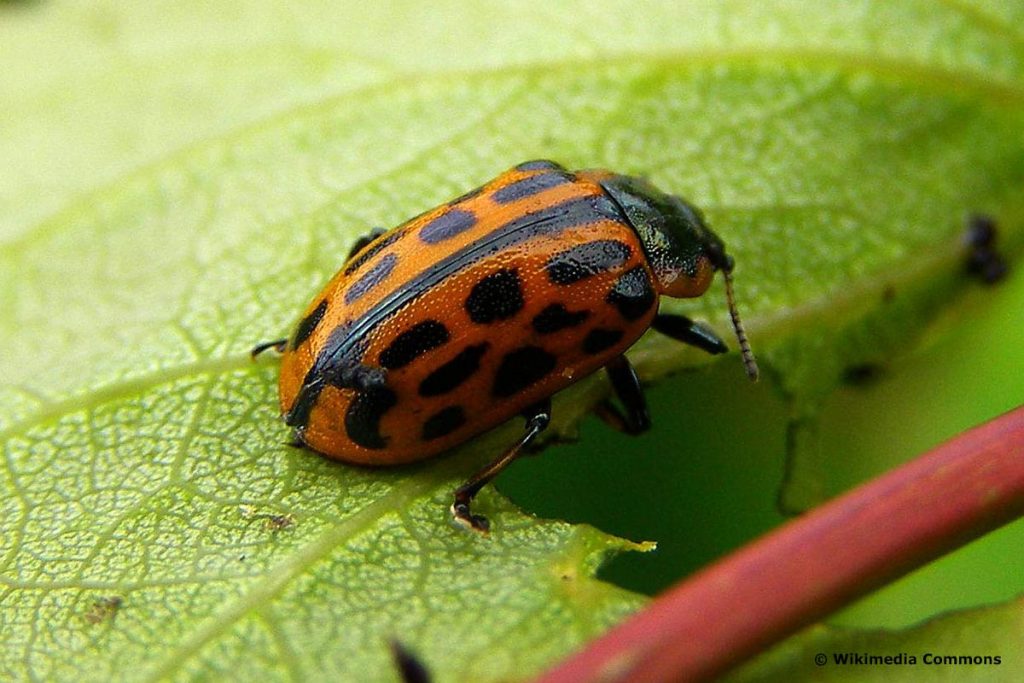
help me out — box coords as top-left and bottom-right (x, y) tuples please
(290, 299), (328, 349)
(344, 230), (402, 276)
(286, 323), (369, 429)
(546, 240), (632, 285)
(345, 253), (398, 305)
(493, 346), (556, 397)
(421, 405), (467, 441)
(532, 304), (590, 334)
(607, 266), (656, 320)
(492, 171), (574, 204)
(308, 194), (626, 389)
(465, 269), (524, 324)
(515, 160), (564, 172)
(379, 320), (450, 369)
(344, 386), (397, 449)
(419, 208), (477, 244)
(419, 343), (490, 396)
(285, 362), (333, 428)
(583, 328), (625, 354)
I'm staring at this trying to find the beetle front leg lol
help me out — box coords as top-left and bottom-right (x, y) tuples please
(594, 355), (651, 435)
(451, 399), (551, 534)
(652, 314), (728, 355)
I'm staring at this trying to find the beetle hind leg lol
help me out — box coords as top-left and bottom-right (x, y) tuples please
(594, 355), (651, 435)
(451, 399), (551, 534)
(250, 338), (287, 358)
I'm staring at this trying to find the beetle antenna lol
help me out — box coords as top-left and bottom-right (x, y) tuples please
(722, 262), (759, 382)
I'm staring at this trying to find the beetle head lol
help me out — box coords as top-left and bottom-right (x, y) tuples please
(595, 173), (729, 298)
(592, 172), (758, 381)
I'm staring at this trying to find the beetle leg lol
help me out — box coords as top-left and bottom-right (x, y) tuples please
(451, 399), (552, 534)
(594, 355), (651, 435)
(285, 430), (307, 449)
(346, 227), (387, 262)
(389, 639), (432, 683)
(250, 338), (288, 358)
(652, 314), (728, 355)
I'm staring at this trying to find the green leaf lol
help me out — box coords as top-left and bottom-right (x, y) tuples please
(728, 597), (1024, 682)
(2, 1), (1023, 681)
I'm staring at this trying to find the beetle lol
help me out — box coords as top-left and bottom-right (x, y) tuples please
(252, 160), (757, 532)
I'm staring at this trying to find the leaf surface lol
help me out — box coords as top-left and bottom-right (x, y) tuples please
(2, 1), (1023, 680)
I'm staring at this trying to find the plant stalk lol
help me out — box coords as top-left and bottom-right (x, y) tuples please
(535, 404), (1024, 683)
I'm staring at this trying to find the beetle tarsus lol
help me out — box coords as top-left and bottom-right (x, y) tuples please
(450, 399), (551, 534)
(450, 502), (491, 534)
(285, 430), (307, 449)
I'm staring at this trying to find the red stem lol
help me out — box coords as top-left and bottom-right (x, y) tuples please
(536, 405), (1024, 683)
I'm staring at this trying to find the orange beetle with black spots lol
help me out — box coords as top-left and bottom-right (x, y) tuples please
(253, 160), (757, 532)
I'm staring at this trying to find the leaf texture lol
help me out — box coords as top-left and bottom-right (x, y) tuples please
(2, 1), (1023, 680)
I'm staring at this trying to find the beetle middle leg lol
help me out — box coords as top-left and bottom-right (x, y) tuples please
(451, 398), (551, 534)
(596, 316), (726, 434)
(652, 314), (728, 355)
(594, 355), (651, 435)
